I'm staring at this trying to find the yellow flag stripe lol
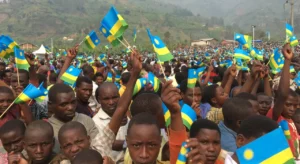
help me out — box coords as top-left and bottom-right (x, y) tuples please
(181, 113), (193, 126)
(85, 36), (96, 49)
(260, 148), (293, 164)
(153, 46), (171, 56)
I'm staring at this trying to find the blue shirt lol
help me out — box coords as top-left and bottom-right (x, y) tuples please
(200, 103), (211, 118)
(218, 121), (237, 153)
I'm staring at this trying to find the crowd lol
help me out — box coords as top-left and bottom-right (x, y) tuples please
(0, 41), (299, 164)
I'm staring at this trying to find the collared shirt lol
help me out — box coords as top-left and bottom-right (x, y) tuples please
(48, 113), (99, 153)
(93, 109), (128, 163)
(218, 121), (237, 153)
(91, 125), (116, 158)
(88, 81), (101, 112)
(206, 107), (224, 124)
(76, 99), (94, 117)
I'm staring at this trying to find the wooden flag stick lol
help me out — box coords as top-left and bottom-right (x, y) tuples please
(123, 37), (131, 47)
(16, 68), (20, 86)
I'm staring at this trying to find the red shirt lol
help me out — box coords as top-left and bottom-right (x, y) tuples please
(267, 108), (300, 159)
(0, 105), (21, 127)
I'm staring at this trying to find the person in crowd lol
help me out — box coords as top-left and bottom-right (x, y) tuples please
(47, 83), (99, 153)
(94, 72), (104, 86)
(256, 92), (273, 115)
(225, 115), (278, 163)
(75, 76), (94, 117)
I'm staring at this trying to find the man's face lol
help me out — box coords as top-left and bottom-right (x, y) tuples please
(182, 87), (202, 106)
(50, 92), (77, 122)
(257, 95), (272, 115)
(95, 76), (104, 86)
(11, 73), (29, 91)
(98, 86), (120, 117)
(215, 86), (228, 107)
(0, 92), (14, 114)
(24, 131), (54, 164)
(196, 129), (221, 164)
(75, 82), (93, 103)
(1, 130), (24, 153)
(127, 124), (162, 164)
(282, 95), (298, 119)
(3, 72), (12, 85)
(60, 129), (90, 160)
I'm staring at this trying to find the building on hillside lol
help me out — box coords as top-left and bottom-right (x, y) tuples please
(221, 40), (238, 46)
(191, 38), (218, 46)
(20, 43), (38, 50)
(0, 0), (10, 3)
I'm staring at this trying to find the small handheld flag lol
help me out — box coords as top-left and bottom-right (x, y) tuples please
(181, 104), (197, 130)
(270, 48), (284, 70)
(236, 127), (294, 164)
(176, 142), (190, 164)
(14, 47), (30, 71)
(60, 66), (82, 85)
(286, 23), (293, 37)
(15, 84), (43, 104)
(148, 72), (160, 92)
(147, 28), (173, 62)
(234, 48), (252, 61)
(290, 36), (299, 47)
(187, 69), (197, 88)
(133, 78), (147, 96)
(35, 82), (48, 102)
(106, 72), (113, 82)
(133, 28), (137, 43)
(101, 6), (128, 38)
(162, 102), (171, 127)
(100, 25), (123, 47)
(84, 30), (100, 49)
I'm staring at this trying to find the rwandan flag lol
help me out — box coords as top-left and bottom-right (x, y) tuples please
(147, 28), (173, 62)
(115, 74), (121, 82)
(148, 72), (160, 92)
(122, 61), (127, 68)
(15, 84), (43, 104)
(14, 47), (30, 71)
(101, 6), (128, 38)
(270, 48), (284, 70)
(133, 78), (147, 96)
(294, 72), (300, 87)
(84, 30), (100, 49)
(133, 28), (137, 42)
(290, 66), (296, 73)
(187, 69), (197, 88)
(290, 36), (299, 47)
(0, 44), (13, 59)
(234, 33), (252, 49)
(62, 51), (67, 56)
(236, 127), (294, 164)
(106, 72), (113, 82)
(0, 35), (18, 50)
(196, 67), (206, 77)
(162, 102), (171, 127)
(286, 23), (293, 37)
(99, 24), (123, 47)
(271, 68), (281, 75)
(60, 66), (82, 85)
(176, 142), (190, 164)
(234, 48), (252, 61)
(35, 82), (48, 102)
(181, 104), (197, 130)
(98, 54), (107, 61)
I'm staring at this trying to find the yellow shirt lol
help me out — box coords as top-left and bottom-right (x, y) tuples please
(206, 107), (223, 124)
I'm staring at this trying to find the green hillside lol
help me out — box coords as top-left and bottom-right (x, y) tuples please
(0, 0), (240, 52)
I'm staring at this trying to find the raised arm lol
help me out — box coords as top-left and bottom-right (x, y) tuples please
(57, 46), (78, 83)
(240, 61), (262, 93)
(25, 53), (39, 87)
(272, 44), (293, 121)
(262, 66), (272, 97)
(224, 65), (237, 95)
(108, 51), (142, 134)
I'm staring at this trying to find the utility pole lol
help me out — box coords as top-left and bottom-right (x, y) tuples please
(252, 25), (256, 47)
(290, 0), (294, 27)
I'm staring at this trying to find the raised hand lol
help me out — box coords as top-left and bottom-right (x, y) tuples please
(24, 52), (35, 66)
(282, 43), (293, 60)
(250, 60), (263, 79)
(229, 65), (237, 77)
(191, 102), (201, 118)
(130, 50), (142, 77)
(161, 80), (182, 114)
(67, 45), (79, 59)
(8, 152), (28, 164)
(186, 138), (206, 164)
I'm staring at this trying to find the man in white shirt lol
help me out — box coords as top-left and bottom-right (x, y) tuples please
(93, 82), (128, 163)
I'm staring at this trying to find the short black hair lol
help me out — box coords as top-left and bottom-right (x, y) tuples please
(0, 62), (6, 67)
(48, 83), (74, 103)
(237, 115), (278, 139)
(49, 72), (58, 82)
(121, 72), (131, 85)
(72, 149), (103, 164)
(37, 73), (47, 85)
(190, 119), (220, 138)
(58, 121), (87, 145)
(0, 86), (14, 96)
(222, 98), (253, 126)
(127, 112), (160, 136)
(25, 120), (54, 139)
(75, 76), (93, 88)
(201, 84), (219, 104)
(180, 79), (201, 94)
(82, 65), (94, 76)
(95, 82), (118, 102)
(235, 92), (257, 101)
(289, 89), (299, 98)
(130, 92), (162, 117)
(93, 72), (103, 81)
(0, 119), (26, 138)
(175, 72), (186, 85)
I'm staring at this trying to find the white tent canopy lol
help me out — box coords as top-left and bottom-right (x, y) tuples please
(33, 44), (48, 59)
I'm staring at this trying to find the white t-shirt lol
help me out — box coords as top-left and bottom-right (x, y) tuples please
(224, 154), (237, 164)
